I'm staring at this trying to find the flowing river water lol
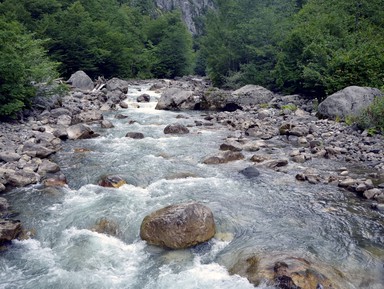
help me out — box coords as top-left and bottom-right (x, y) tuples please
(1, 83), (383, 289)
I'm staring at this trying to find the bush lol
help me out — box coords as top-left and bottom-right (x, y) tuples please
(356, 96), (384, 134)
(0, 19), (58, 118)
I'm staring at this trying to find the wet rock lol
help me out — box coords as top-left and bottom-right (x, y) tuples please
(98, 175), (127, 188)
(219, 143), (242, 152)
(114, 113), (129, 119)
(222, 151), (245, 162)
(250, 154), (270, 163)
(43, 174), (67, 187)
(137, 94), (151, 102)
(164, 124), (190, 134)
(125, 132), (145, 139)
(0, 219), (22, 245)
(202, 156), (223, 164)
(140, 202), (215, 249)
(67, 70), (94, 90)
(229, 253), (338, 289)
(240, 166), (260, 178)
(91, 218), (119, 236)
(101, 120), (114, 128)
(119, 101), (128, 109)
(67, 124), (98, 140)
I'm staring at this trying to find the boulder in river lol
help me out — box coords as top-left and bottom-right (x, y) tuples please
(155, 88), (198, 110)
(317, 86), (383, 119)
(0, 219), (22, 245)
(240, 166), (260, 178)
(164, 123), (190, 134)
(137, 94), (151, 103)
(229, 253), (339, 289)
(98, 175), (127, 188)
(125, 132), (145, 139)
(140, 202), (216, 249)
(67, 124), (98, 140)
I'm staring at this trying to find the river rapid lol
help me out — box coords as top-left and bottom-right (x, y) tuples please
(1, 83), (383, 289)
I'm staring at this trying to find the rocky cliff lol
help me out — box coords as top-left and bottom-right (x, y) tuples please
(154, 0), (215, 34)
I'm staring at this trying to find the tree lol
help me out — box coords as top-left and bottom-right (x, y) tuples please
(0, 19), (58, 117)
(147, 11), (193, 78)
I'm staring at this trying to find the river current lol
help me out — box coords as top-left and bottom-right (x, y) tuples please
(1, 83), (383, 289)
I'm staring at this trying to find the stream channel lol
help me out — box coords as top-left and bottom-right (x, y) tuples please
(1, 82), (383, 289)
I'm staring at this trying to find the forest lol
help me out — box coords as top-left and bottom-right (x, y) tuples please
(0, 0), (383, 117)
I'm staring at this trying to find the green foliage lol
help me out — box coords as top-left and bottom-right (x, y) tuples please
(281, 104), (297, 111)
(0, 19), (58, 117)
(356, 96), (384, 134)
(147, 11), (194, 78)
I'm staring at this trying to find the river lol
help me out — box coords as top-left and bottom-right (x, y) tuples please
(1, 82), (383, 289)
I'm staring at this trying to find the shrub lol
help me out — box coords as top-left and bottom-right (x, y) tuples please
(356, 96), (384, 134)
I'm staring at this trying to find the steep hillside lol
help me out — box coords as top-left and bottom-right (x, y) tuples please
(154, 0), (215, 34)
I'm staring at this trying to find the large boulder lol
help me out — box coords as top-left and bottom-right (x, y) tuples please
(155, 88), (199, 110)
(106, 78), (129, 93)
(67, 71), (94, 90)
(229, 253), (339, 289)
(140, 202), (216, 249)
(231, 85), (276, 106)
(317, 86), (383, 119)
(66, 124), (98, 140)
(71, 110), (103, 124)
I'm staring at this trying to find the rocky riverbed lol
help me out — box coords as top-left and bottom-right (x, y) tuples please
(0, 72), (383, 288)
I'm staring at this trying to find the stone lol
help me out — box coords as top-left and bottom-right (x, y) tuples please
(98, 175), (127, 188)
(67, 124), (98, 140)
(50, 108), (72, 118)
(119, 101), (128, 109)
(101, 120), (114, 128)
(363, 189), (381, 200)
(115, 113), (129, 119)
(0, 151), (21, 162)
(231, 85), (275, 106)
(155, 88), (197, 110)
(317, 86), (383, 119)
(0, 219), (22, 244)
(125, 132), (145, 139)
(67, 70), (94, 90)
(0, 197), (9, 211)
(72, 110), (103, 124)
(5, 170), (40, 187)
(203, 156), (223, 164)
(219, 143), (242, 152)
(38, 159), (60, 174)
(106, 78), (129, 93)
(164, 124), (190, 134)
(91, 218), (119, 236)
(222, 151), (245, 162)
(240, 166), (260, 178)
(140, 202), (215, 249)
(229, 253), (337, 289)
(137, 94), (151, 102)
(43, 174), (67, 187)
(263, 159), (289, 169)
(56, 114), (72, 126)
(338, 178), (356, 188)
(22, 142), (55, 158)
(250, 155), (269, 163)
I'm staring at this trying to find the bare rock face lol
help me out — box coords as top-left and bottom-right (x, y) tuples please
(67, 70), (94, 91)
(140, 202), (216, 249)
(155, 88), (197, 110)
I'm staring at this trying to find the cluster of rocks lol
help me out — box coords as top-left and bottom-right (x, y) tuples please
(155, 81), (384, 212)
